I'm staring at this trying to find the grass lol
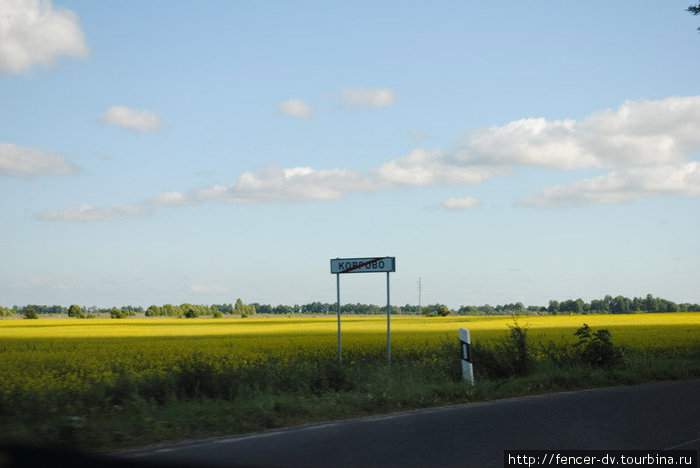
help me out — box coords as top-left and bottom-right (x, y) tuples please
(0, 314), (698, 450)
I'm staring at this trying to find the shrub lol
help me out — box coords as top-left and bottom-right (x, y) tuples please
(22, 308), (38, 319)
(574, 324), (625, 367)
(68, 304), (84, 318)
(506, 316), (534, 376)
(470, 317), (535, 378)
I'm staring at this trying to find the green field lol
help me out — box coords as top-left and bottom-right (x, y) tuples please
(1, 314), (698, 449)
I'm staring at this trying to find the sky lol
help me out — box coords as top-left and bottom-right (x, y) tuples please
(1, 1), (699, 309)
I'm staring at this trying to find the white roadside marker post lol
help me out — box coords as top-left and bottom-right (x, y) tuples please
(459, 328), (474, 384)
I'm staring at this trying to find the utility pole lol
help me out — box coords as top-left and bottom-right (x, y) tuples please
(418, 277), (422, 315)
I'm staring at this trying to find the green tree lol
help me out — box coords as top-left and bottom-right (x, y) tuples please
(436, 304), (451, 317)
(602, 295), (614, 313)
(67, 304), (84, 318)
(611, 295), (630, 314)
(234, 298), (256, 317)
(589, 299), (605, 313)
(162, 304), (183, 317)
(689, 3), (700, 31)
(110, 308), (126, 319)
(183, 305), (198, 318)
(23, 307), (38, 319)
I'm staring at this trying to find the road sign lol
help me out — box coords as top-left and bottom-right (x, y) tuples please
(330, 257), (396, 274)
(331, 256), (396, 366)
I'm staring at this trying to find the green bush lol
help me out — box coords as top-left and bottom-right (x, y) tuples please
(506, 317), (534, 376)
(68, 305), (84, 318)
(22, 308), (38, 319)
(468, 318), (535, 379)
(574, 324), (625, 367)
(110, 308), (126, 319)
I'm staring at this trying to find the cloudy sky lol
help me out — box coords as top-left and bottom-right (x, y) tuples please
(1, 1), (699, 308)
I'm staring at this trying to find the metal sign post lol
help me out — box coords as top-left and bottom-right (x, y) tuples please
(331, 257), (396, 366)
(336, 272), (341, 365)
(386, 271), (391, 366)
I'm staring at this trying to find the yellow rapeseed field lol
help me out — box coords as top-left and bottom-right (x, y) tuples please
(0, 314), (698, 408)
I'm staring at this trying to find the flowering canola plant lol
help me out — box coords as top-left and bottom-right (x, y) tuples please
(0, 314), (697, 411)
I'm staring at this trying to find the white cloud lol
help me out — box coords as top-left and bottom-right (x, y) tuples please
(373, 149), (502, 187)
(189, 284), (227, 294)
(0, 0), (88, 74)
(334, 88), (396, 107)
(166, 153), (498, 206)
(0, 143), (78, 177)
(194, 166), (378, 203)
(36, 204), (149, 222)
(35, 96), (700, 220)
(277, 98), (314, 119)
(456, 96), (700, 169)
(523, 162), (700, 208)
(441, 196), (482, 210)
(101, 106), (163, 132)
(150, 191), (190, 206)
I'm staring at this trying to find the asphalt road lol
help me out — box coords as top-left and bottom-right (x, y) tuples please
(122, 379), (700, 468)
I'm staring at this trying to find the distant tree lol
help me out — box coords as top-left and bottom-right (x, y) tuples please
(689, 3), (700, 31)
(67, 304), (84, 318)
(0, 306), (15, 317)
(234, 298), (256, 317)
(547, 300), (559, 315)
(436, 304), (451, 317)
(611, 295), (631, 314)
(109, 308), (124, 319)
(302, 302), (328, 314)
(273, 304), (293, 314)
(183, 305), (198, 318)
(602, 295), (615, 313)
(589, 299), (606, 313)
(209, 303), (232, 314)
(162, 304), (183, 317)
(23, 308), (38, 319)
(560, 300), (575, 314)
(458, 305), (483, 315)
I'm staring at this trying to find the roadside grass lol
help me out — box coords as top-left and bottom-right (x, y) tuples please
(0, 315), (698, 450)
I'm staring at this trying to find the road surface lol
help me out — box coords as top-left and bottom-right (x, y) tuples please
(123, 379), (700, 468)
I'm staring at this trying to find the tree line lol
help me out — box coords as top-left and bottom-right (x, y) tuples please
(2, 293), (699, 319)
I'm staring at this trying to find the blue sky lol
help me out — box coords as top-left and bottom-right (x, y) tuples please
(1, 1), (699, 309)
